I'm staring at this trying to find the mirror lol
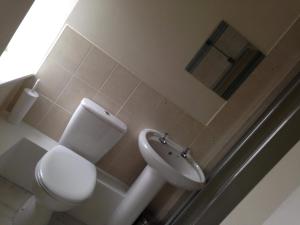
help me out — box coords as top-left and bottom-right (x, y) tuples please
(186, 21), (265, 100)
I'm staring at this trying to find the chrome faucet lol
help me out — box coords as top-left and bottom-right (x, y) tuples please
(159, 132), (168, 144)
(181, 147), (190, 158)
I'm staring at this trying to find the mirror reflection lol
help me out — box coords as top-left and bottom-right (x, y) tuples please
(186, 21), (265, 100)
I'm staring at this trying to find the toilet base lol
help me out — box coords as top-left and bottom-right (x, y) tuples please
(13, 196), (53, 225)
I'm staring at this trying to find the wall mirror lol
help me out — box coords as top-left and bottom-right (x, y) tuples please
(186, 21), (265, 100)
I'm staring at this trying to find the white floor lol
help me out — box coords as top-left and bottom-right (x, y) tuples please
(0, 176), (86, 225)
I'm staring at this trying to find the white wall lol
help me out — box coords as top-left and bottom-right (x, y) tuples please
(263, 186), (300, 225)
(66, 0), (300, 124)
(0, 0), (79, 85)
(66, 0), (224, 124)
(221, 140), (300, 225)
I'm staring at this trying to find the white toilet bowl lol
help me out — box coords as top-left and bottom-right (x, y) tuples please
(34, 145), (97, 210)
(14, 98), (127, 225)
(14, 145), (97, 225)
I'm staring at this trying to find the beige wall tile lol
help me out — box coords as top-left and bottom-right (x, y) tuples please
(151, 98), (181, 133)
(48, 26), (91, 73)
(75, 47), (117, 88)
(37, 59), (73, 101)
(98, 83), (165, 185)
(24, 95), (53, 127)
(150, 184), (185, 221)
(92, 91), (122, 114)
(168, 111), (204, 147)
(38, 105), (71, 141)
(98, 82), (205, 186)
(98, 131), (146, 185)
(190, 126), (216, 164)
(56, 77), (97, 113)
(67, 0), (300, 124)
(100, 65), (140, 104)
(117, 83), (163, 135)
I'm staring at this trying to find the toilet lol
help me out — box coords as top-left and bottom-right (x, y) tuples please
(14, 98), (127, 225)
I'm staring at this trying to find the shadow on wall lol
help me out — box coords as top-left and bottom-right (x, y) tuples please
(0, 80), (25, 111)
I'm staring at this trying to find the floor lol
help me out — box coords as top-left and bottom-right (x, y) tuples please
(0, 176), (85, 225)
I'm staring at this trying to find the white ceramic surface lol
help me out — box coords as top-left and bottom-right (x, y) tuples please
(108, 165), (164, 225)
(0, 114), (127, 225)
(138, 128), (205, 190)
(37, 145), (97, 203)
(59, 98), (127, 163)
(108, 129), (206, 225)
(31, 98), (128, 223)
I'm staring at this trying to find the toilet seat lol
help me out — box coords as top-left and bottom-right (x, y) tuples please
(36, 145), (97, 204)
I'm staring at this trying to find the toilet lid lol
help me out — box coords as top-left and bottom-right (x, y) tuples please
(38, 145), (97, 203)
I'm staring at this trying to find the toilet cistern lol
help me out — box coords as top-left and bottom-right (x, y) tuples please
(14, 98), (127, 225)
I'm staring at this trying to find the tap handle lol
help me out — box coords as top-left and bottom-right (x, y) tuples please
(163, 132), (168, 138)
(184, 147), (190, 153)
(181, 147), (190, 158)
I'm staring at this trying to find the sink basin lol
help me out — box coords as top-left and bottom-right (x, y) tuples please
(138, 128), (205, 190)
(108, 128), (206, 225)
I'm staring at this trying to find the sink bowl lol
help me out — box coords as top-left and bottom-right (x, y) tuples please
(138, 128), (205, 190)
(108, 128), (206, 225)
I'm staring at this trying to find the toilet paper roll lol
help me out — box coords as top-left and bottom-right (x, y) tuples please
(8, 88), (39, 124)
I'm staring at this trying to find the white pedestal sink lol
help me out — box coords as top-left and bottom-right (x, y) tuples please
(108, 129), (205, 225)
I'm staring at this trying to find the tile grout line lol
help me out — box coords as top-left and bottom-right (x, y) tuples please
(75, 76), (99, 93)
(189, 128), (204, 148)
(156, 94), (166, 110)
(116, 81), (142, 116)
(53, 103), (72, 114)
(90, 61), (119, 109)
(53, 44), (93, 105)
(34, 94), (55, 126)
(37, 44), (93, 126)
(205, 100), (227, 126)
(66, 25), (142, 85)
(98, 63), (119, 91)
(35, 99), (72, 127)
(89, 63), (119, 111)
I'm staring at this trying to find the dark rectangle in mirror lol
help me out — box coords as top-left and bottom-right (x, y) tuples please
(186, 21), (265, 100)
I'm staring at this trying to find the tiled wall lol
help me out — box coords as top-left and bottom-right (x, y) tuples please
(25, 26), (204, 183)
(21, 26), (204, 219)
(8, 17), (299, 221)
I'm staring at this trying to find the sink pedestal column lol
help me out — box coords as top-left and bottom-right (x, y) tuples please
(108, 165), (165, 225)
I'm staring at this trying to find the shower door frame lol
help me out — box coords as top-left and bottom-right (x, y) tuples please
(167, 72), (300, 225)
